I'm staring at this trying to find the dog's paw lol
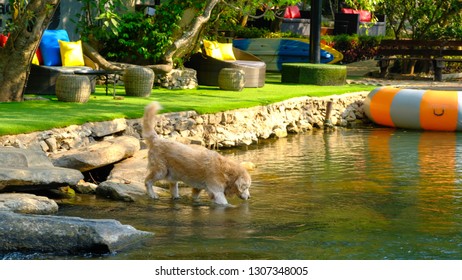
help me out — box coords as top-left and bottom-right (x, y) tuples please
(147, 193), (159, 199)
(212, 192), (229, 205)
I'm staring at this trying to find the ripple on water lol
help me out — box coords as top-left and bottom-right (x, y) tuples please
(23, 128), (462, 260)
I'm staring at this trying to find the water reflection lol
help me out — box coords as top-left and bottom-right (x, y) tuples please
(30, 129), (462, 259)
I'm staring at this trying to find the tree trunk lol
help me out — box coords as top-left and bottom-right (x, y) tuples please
(161, 0), (221, 66)
(0, 0), (60, 102)
(82, 42), (122, 71)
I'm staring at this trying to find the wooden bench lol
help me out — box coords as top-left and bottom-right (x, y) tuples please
(377, 40), (462, 81)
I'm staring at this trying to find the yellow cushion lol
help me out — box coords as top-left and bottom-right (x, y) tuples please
(218, 43), (236, 61)
(32, 53), (40, 65)
(203, 40), (223, 60)
(58, 40), (85, 66)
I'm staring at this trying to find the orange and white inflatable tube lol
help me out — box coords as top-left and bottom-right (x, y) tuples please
(363, 87), (462, 131)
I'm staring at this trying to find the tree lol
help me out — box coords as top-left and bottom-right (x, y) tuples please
(96, 0), (300, 66)
(378, 0), (462, 39)
(160, 0), (300, 65)
(344, 0), (384, 12)
(0, 0), (60, 102)
(161, 0), (221, 66)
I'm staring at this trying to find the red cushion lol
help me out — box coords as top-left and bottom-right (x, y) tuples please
(341, 8), (354, 14)
(35, 48), (43, 65)
(358, 10), (372, 22)
(284, 6), (301, 18)
(0, 34), (8, 47)
(341, 8), (372, 22)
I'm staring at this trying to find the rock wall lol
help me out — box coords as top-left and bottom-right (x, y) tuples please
(155, 68), (198, 89)
(0, 92), (369, 153)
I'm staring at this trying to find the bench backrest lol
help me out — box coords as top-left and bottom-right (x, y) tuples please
(378, 40), (462, 57)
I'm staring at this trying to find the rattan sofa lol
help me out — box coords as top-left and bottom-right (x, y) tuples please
(185, 47), (266, 88)
(25, 55), (98, 95)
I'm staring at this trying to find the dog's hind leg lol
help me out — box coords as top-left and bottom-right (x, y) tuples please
(191, 188), (202, 201)
(170, 182), (180, 199)
(144, 169), (167, 199)
(145, 178), (159, 199)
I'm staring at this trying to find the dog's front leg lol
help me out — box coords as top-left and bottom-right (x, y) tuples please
(212, 192), (228, 205)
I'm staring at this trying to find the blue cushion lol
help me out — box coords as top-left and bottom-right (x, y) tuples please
(39, 30), (70, 66)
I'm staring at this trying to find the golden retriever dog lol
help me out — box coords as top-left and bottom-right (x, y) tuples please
(142, 101), (251, 205)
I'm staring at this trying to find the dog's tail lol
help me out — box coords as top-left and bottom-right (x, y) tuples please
(142, 101), (162, 144)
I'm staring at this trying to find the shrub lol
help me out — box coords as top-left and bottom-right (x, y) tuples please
(326, 34), (383, 64)
(231, 26), (301, 39)
(100, 11), (181, 65)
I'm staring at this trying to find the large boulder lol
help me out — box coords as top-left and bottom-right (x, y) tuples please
(0, 193), (58, 214)
(0, 147), (84, 192)
(50, 136), (140, 172)
(96, 149), (169, 202)
(0, 212), (152, 255)
(96, 147), (147, 202)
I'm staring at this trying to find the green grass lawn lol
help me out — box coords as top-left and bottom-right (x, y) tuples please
(0, 73), (374, 136)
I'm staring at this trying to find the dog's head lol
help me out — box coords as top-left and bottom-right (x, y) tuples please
(225, 167), (251, 200)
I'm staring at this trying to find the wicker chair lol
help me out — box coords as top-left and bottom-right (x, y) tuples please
(185, 47), (266, 88)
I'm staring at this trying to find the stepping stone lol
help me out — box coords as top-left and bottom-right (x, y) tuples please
(0, 193), (58, 214)
(96, 149), (169, 202)
(0, 147), (83, 192)
(50, 135), (140, 172)
(0, 211), (152, 255)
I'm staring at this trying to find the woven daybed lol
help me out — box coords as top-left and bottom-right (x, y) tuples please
(185, 47), (266, 88)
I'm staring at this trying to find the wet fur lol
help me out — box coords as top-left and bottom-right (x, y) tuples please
(142, 102), (251, 205)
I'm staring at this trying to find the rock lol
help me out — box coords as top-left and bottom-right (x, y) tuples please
(83, 119), (128, 137)
(240, 161), (256, 171)
(73, 180), (98, 194)
(97, 181), (144, 202)
(273, 127), (288, 138)
(0, 147), (84, 192)
(2, 93), (371, 155)
(44, 137), (58, 152)
(105, 149), (148, 185)
(50, 136), (140, 172)
(0, 193), (58, 214)
(0, 211), (152, 255)
(96, 149), (168, 201)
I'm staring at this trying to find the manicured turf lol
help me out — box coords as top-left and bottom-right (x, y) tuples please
(0, 74), (374, 136)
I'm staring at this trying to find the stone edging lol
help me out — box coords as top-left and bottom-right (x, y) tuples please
(0, 92), (370, 153)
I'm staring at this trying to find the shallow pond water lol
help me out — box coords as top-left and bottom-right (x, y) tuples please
(12, 128), (462, 259)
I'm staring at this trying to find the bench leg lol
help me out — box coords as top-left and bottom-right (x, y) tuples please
(408, 60), (416, 75)
(433, 60), (444, 82)
(379, 60), (389, 78)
